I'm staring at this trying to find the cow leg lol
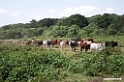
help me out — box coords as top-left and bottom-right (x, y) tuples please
(80, 47), (82, 52)
(71, 46), (74, 51)
(85, 49), (87, 52)
(72, 47), (75, 52)
(74, 47), (76, 52)
(61, 45), (63, 51)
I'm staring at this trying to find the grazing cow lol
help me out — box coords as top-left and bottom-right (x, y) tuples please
(69, 40), (78, 52)
(63, 40), (69, 46)
(32, 39), (38, 45)
(90, 43), (105, 51)
(80, 41), (90, 52)
(82, 38), (93, 45)
(60, 40), (64, 51)
(60, 40), (69, 51)
(57, 39), (62, 45)
(37, 40), (43, 46)
(42, 40), (52, 48)
(22, 40), (32, 45)
(105, 41), (118, 49)
(51, 39), (58, 47)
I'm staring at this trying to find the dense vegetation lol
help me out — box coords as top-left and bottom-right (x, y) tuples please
(0, 13), (124, 39)
(0, 44), (124, 82)
(0, 13), (124, 82)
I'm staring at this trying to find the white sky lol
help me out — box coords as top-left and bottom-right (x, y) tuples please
(0, 0), (123, 27)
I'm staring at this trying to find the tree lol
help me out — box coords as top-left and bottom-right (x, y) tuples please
(66, 25), (80, 38)
(63, 14), (89, 28)
(56, 17), (67, 26)
(30, 19), (37, 28)
(47, 25), (69, 38)
(37, 18), (58, 28)
(107, 29), (118, 35)
(1, 25), (11, 30)
(108, 15), (124, 30)
(89, 13), (116, 29)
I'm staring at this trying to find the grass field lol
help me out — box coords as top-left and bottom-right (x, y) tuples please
(0, 35), (124, 82)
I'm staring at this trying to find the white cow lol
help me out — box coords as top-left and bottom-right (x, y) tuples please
(90, 43), (105, 51)
(60, 40), (65, 51)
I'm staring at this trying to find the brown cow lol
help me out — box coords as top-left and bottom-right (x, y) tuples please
(57, 39), (62, 45)
(51, 39), (58, 47)
(80, 41), (90, 52)
(63, 40), (69, 46)
(22, 40), (32, 45)
(32, 39), (38, 45)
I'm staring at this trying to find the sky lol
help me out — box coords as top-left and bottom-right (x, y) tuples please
(0, 0), (124, 27)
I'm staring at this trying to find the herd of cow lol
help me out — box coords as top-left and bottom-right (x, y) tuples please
(4, 38), (118, 52)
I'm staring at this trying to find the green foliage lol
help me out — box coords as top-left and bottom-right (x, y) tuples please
(65, 50), (124, 77)
(67, 62), (84, 73)
(1, 13), (124, 39)
(90, 13), (115, 29)
(37, 18), (58, 28)
(0, 45), (69, 82)
(0, 44), (124, 81)
(66, 25), (80, 38)
(81, 51), (124, 76)
(30, 19), (37, 28)
(63, 14), (89, 28)
(48, 25), (69, 38)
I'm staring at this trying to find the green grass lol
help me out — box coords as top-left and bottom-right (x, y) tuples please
(0, 35), (124, 82)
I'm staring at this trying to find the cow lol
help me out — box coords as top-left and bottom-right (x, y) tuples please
(32, 39), (38, 45)
(57, 39), (62, 45)
(60, 40), (69, 51)
(42, 40), (52, 48)
(90, 42), (105, 51)
(37, 40), (43, 46)
(69, 40), (78, 52)
(63, 40), (69, 46)
(22, 40), (32, 45)
(105, 41), (118, 49)
(51, 39), (58, 47)
(80, 41), (90, 52)
(60, 40), (64, 51)
(82, 38), (93, 45)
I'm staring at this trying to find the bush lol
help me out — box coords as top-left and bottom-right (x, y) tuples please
(81, 51), (124, 76)
(0, 45), (69, 82)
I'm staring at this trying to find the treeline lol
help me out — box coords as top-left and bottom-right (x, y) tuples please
(0, 13), (124, 39)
